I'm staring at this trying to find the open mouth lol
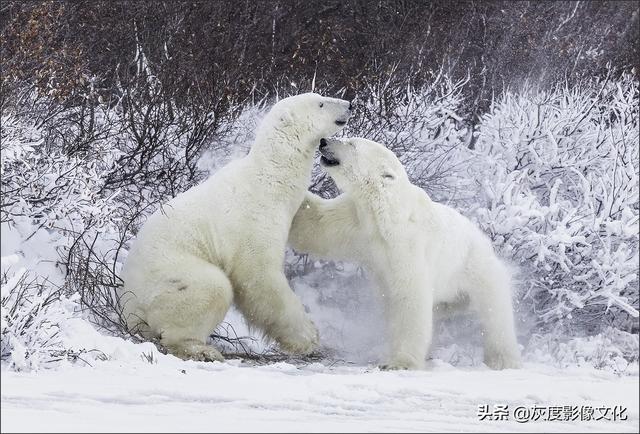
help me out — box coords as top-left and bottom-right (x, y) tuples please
(320, 155), (340, 166)
(334, 120), (347, 126)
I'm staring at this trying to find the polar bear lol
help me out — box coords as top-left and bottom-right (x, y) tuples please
(120, 93), (352, 361)
(289, 137), (521, 370)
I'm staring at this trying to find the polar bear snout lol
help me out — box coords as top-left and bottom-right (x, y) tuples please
(319, 137), (341, 167)
(334, 101), (352, 126)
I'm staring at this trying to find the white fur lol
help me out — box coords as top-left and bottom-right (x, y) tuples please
(289, 137), (522, 370)
(120, 93), (352, 361)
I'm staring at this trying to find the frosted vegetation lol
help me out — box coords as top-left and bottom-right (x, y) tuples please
(1, 71), (638, 372)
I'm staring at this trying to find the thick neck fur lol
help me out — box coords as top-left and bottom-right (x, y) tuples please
(349, 179), (412, 242)
(247, 115), (318, 194)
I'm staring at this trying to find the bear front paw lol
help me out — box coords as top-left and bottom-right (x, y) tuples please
(484, 348), (522, 370)
(277, 317), (319, 356)
(167, 342), (225, 363)
(380, 353), (424, 371)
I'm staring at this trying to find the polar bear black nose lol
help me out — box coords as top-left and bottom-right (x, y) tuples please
(320, 138), (328, 149)
(348, 102), (353, 111)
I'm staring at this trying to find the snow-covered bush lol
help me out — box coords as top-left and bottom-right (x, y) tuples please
(473, 74), (639, 334)
(197, 101), (267, 174)
(0, 260), (76, 370)
(1, 112), (115, 368)
(1, 112), (120, 233)
(525, 327), (639, 374)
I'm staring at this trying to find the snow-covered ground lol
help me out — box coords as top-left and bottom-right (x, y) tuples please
(2, 356), (638, 433)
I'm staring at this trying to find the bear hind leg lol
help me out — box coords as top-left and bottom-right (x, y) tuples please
(144, 256), (233, 362)
(466, 256), (522, 370)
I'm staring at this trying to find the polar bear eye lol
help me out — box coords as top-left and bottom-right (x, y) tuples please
(382, 172), (395, 180)
(319, 102), (324, 108)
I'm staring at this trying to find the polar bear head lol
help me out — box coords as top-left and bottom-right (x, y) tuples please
(318, 137), (408, 194)
(317, 136), (412, 238)
(318, 137), (413, 238)
(258, 93), (352, 148)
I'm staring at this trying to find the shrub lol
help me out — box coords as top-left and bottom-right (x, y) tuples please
(472, 74), (639, 334)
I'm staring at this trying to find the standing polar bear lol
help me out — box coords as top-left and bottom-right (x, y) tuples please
(120, 93), (352, 361)
(289, 137), (521, 370)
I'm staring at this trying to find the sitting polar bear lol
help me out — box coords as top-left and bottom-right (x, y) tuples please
(120, 93), (352, 361)
(289, 137), (522, 370)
